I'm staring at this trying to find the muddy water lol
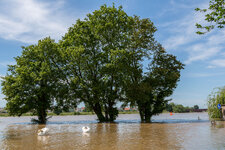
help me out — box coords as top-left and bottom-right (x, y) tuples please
(0, 113), (224, 150)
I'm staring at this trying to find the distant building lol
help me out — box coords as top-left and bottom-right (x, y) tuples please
(124, 107), (130, 111)
(75, 107), (86, 112)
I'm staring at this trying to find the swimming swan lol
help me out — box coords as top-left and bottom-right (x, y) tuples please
(82, 126), (90, 133)
(38, 127), (49, 136)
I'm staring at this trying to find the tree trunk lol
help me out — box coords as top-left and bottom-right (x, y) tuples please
(36, 93), (48, 124)
(144, 112), (151, 123)
(144, 101), (151, 123)
(37, 109), (47, 124)
(138, 103), (145, 122)
(138, 102), (152, 123)
(140, 110), (144, 122)
(104, 104), (109, 121)
(93, 103), (106, 122)
(108, 101), (115, 122)
(37, 81), (48, 124)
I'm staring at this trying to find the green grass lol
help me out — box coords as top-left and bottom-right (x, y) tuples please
(0, 111), (96, 117)
(0, 111), (141, 117)
(209, 118), (223, 121)
(119, 111), (139, 114)
(55, 112), (95, 116)
(0, 110), (207, 117)
(0, 113), (9, 117)
(0, 112), (37, 117)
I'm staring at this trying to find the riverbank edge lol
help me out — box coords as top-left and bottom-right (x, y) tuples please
(0, 111), (140, 117)
(0, 110), (207, 117)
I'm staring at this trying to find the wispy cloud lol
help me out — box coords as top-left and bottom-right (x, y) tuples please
(0, 94), (6, 107)
(0, 0), (84, 44)
(209, 59), (225, 68)
(156, 0), (198, 18)
(0, 61), (16, 67)
(162, 11), (205, 50)
(185, 72), (225, 78)
(184, 45), (221, 64)
(161, 1), (225, 65)
(0, 75), (4, 81)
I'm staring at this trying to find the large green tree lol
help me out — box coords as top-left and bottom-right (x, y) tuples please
(58, 4), (183, 122)
(195, 0), (225, 34)
(59, 4), (159, 122)
(1, 37), (70, 124)
(124, 45), (184, 122)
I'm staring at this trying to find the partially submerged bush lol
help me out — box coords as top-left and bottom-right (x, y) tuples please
(207, 87), (225, 119)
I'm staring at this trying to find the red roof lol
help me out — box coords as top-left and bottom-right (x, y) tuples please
(124, 107), (130, 110)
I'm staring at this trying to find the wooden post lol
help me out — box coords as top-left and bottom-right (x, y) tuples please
(221, 105), (225, 120)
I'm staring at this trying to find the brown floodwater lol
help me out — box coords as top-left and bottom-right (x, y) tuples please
(0, 113), (224, 150)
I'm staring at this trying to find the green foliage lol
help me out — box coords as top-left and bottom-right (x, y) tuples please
(172, 105), (190, 113)
(83, 103), (93, 112)
(165, 103), (199, 113)
(165, 102), (175, 112)
(195, 0), (225, 34)
(1, 4), (184, 123)
(124, 44), (184, 122)
(59, 4), (159, 122)
(1, 37), (67, 123)
(59, 4), (183, 122)
(207, 87), (225, 119)
(193, 105), (199, 109)
(73, 112), (81, 115)
(53, 106), (63, 115)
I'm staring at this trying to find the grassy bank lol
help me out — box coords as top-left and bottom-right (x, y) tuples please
(0, 111), (140, 117)
(0, 110), (208, 117)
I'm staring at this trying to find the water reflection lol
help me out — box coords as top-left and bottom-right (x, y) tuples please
(1, 113), (225, 150)
(86, 123), (119, 150)
(1, 125), (39, 150)
(37, 135), (50, 144)
(82, 132), (90, 137)
(138, 124), (180, 150)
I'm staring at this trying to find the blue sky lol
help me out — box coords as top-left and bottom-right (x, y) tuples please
(0, 0), (225, 108)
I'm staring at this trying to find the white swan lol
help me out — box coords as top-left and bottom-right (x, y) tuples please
(82, 126), (90, 133)
(38, 127), (49, 136)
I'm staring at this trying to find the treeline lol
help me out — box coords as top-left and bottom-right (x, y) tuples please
(165, 103), (200, 113)
(1, 4), (184, 124)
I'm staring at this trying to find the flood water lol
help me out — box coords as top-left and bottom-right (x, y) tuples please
(0, 113), (224, 150)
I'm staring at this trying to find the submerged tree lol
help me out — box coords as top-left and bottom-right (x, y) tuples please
(1, 4), (184, 124)
(59, 4), (183, 122)
(59, 4), (158, 122)
(125, 45), (184, 122)
(1, 37), (68, 124)
(195, 0), (225, 34)
(207, 87), (225, 119)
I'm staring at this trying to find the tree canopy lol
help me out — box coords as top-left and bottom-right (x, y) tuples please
(195, 0), (225, 34)
(1, 4), (184, 123)
(124, 44), (184, 122)
(59, 4), (164, 122)
(1, 38), (71, 123)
